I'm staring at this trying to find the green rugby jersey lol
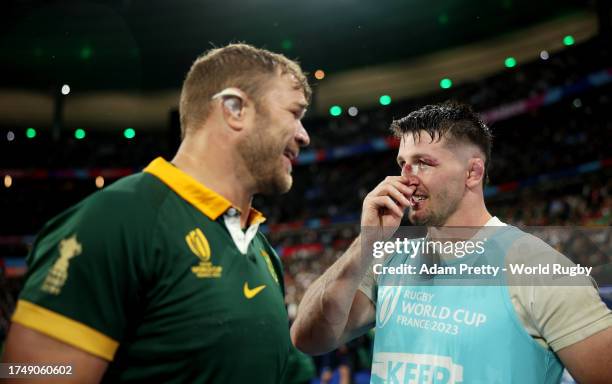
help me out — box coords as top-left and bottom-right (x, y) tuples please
(13, 157), (291, 383)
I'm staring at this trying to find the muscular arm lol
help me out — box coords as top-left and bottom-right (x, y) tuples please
(290, 237), (376, 355)
(291, 176), (415, 355)
(508, 236), (612, 382)
(557, 326), (612, 384)
(1, 323), (108, 384)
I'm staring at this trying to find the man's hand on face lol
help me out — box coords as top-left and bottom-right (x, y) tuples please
(361, 176), (416, 241)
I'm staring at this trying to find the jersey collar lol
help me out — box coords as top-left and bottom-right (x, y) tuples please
(144, 157), (266, 225)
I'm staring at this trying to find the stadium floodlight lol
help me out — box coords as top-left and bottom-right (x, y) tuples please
(26, 128), (37, 139)
(329, 105), (342, 117)
(124, 128), (136, 139)
(379, 95), (392, 106)
(75, 128), (86, 140)
(504, 57), (517, 68)
(440, 78), (453, 89)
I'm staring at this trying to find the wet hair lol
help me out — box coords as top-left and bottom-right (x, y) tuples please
(390, 101), (493, 185)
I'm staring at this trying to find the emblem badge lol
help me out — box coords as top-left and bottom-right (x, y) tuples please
(186, 228), (222, 278)
(42, 235), (82, 294)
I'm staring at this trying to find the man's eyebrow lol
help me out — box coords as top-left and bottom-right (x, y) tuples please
(411, 153), (440, 163)
(397, 153), (439, 164)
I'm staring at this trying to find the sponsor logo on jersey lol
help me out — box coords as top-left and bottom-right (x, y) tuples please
(260, 250), (279, 284)
(41, 235), (82, 294)
(186, 228), (222, 278)
(371, 352), (463, 384)
(243, 282), (266, 299)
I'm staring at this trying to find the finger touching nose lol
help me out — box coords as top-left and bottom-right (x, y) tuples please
(405, 175), (420, 187)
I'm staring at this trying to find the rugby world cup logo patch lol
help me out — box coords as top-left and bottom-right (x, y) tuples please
(377, 286), (402, 328)
(186, 228), (222, 278)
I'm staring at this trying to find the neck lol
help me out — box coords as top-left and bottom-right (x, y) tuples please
(172, 132), (254, 228)
(428, 192), (492, 240)
(444, 200), (491, 227)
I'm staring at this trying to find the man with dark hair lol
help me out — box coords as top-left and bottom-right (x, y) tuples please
(390, 102), (492, 188)
(2, 43), (311, 383)
(292, 102), (612, 383)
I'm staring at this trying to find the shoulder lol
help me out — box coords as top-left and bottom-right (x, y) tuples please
(495, 226), (566, 264)
(87, 172), (170, 214)
(66, 172), (167, 225)
(33, 173), (171, 255)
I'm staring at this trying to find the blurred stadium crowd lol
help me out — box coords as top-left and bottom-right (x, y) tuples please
(1, 37), (611, 382)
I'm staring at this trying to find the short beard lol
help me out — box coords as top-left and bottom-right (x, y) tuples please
(411, 188), (461, 227)
(236, 111), (291, 196)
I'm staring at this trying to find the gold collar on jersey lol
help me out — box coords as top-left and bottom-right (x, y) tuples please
(144, 157), (266, 226)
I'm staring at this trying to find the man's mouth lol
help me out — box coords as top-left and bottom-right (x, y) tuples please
(409, 194), (428, 206)
(283, 148), (298, 162)
(282, 148), (298, 172)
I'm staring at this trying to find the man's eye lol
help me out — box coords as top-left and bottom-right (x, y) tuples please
(292, 109), (306, 119)
(417, 161), (432, 170)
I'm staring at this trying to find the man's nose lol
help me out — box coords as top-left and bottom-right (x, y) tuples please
(295, 123), (310, 147)
(401, 164), (420, 186)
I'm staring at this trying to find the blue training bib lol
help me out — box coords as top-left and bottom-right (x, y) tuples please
(371, 226), (563, 384)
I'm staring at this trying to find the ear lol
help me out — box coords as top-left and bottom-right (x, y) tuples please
(212, 88), (249, 131)
(222, 96), (243, 118)
(466, 157), (485, 188)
